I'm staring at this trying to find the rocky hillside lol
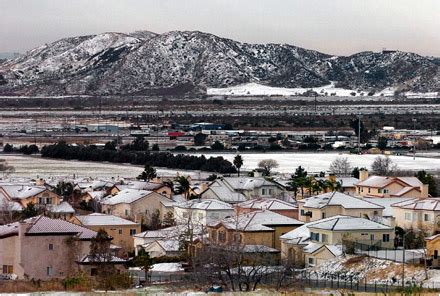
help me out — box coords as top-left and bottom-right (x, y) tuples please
(1, 30), (439, 96)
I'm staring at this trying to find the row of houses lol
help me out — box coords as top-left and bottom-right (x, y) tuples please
(0, 169), (436, 281)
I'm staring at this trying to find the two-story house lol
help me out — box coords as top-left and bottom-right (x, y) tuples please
(208, 210), (303, 250)
(355, 170), (428, 198)
(280, 215), (395, 267)
(0, 185), (61, 208)
(234, 198), (298, 219)
(72, 213), (141, 253)
(297, 192), (384, 223)
(173, 198), (234, 226)
(391, 198), (440, 235)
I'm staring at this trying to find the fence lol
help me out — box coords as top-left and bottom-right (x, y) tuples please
(346, 240), (425, 263)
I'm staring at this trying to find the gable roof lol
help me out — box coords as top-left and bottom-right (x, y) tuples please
(0, 185), (48, 200)
(356, 176), (422, 189)
(210, 210), (303, 232)
(299, 192), (384, 210)
(50, 201), (75, 213)
(307, 215), (392, 231)
(236, 198), (297, 211)
(25, 216), (97, 239)
(175, 198), (233, 211)
(76, 213), (139, 226)
(101, 189), (153, 205)
(391, 198), (440, 211)
(0, 222), (19, 238)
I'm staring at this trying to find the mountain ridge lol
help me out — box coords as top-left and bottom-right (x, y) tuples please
(0, 30), (439, 96)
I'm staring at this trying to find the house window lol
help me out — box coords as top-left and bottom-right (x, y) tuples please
(378, 189), (382, 193)
(46, 198), (52, 205)
(38, 197), (45, 204)
(321, 212), (326, 219)
(321, 234), (328, 243)
(268, 189), (273, 195)
(124, 209), (129, 216)
(383, 189), (389, 194)
(383, 234), (390, 242)
(405, 213), (412, 221)
(424, 214), (432, 221)
(370, 234), (375, 241)
(2, 265), (13, 274)
(47, 266), (53, 276)
(368, 188), (371, 194)
(130, 229), (136, 235)
(48, 243), (54, 250)
(262, 189), (267, 195)
(434, 250), (438, 259)
(310, 232), (320, 241)
(211, 230), (217, 241)
(300, 209), (305, 216)
(91, 268), (98, 276)
(233, 233), (242, 243)
(118, 229), (123, 235)
(308, 258), (315, 266)
(218, 231), (226, 243)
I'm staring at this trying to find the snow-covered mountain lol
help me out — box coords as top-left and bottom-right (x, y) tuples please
(0, 30), (439, 96)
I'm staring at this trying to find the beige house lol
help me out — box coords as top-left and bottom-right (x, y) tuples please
(200, 177), (287, 204)
(0, 216), (126, 280)
(391, 198), (440, 235)
(297, 192), (384, 223)
(109, 181), (173, 198)
(174, 198), (234, 226)
(100, 189), (174, 223)
(0, 185), (61, 208)
(208, 210), (303, 250)
(280, 215), (395, 267)
(425, 234), (440, 268)
(72, 213), (141, 253)
(143, 240), (181, 258)
(355, 170), (428, 198)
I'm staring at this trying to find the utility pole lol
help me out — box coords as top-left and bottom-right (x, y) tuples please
(412, 118), (417, 160)
(358, 117), (361, 153)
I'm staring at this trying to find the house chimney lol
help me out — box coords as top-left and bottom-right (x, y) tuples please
(420, 184), (429, 199)
(36, 178), (45, 186)
(359, 169), (369, 182)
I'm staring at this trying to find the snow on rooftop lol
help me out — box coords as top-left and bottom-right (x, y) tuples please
(175, 198), (233, 210)
(101, 188), (153, 205)
(300, 192), (384, 209)
(76, 213), (138, 226)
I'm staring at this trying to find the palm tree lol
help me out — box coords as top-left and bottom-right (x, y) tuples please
(233, 154), (244, 177)
(175, 176), (191, 199)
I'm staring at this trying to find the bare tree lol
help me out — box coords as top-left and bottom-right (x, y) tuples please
(329, 157), (352, 176)
(371, 156), (398, 176)
(257, 159), (279, 176)
(0, 159), (14, 178)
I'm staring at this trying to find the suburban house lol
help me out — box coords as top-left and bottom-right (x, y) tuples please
(391, 198), (440, 234)
(425, 234), (440, 268)
(100, 189), (174, 223)
(355, 170), (428, 198)
(49, 201), (75, 220)
(297, 192), (384, 223)
(200, 177), (287, 204)
(280, 215), (395, 267)
(0, 185), (61, 208)
(234, 198), (298, 219)
(207, 210), (304, 250)
(173, 198), (234, 226)
(109, 181), (172, 198)
(0, 216), (126, 280)
(142, 240), (181, 258)
(72, 213), (141, 252)
(133, 225), (204, 255)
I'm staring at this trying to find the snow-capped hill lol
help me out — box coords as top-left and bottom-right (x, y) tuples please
(0, 30), (439, 96)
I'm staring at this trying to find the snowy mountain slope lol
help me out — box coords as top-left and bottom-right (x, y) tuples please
(0, 30), (439, 96)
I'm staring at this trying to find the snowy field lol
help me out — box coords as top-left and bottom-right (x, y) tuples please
(184, 152), (440, 174)
(0, 155), (210, 179)
(207, 82), (439, 98)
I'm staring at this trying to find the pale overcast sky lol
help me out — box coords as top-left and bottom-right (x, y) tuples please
(1, 0), (439, 56)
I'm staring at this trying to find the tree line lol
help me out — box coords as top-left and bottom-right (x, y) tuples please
(40, 141), (237, 174)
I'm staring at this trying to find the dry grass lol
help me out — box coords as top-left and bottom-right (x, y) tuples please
(343, 255), (367, 267)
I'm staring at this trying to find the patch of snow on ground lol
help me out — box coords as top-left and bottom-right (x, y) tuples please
(150, 263), (184, 272)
